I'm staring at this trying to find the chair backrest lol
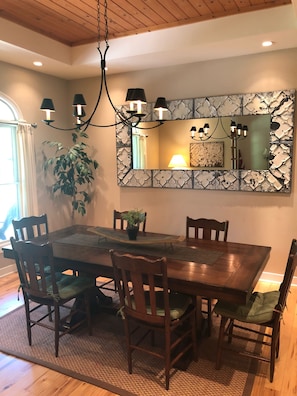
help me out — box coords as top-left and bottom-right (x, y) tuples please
(110, 250), (169, 325)
(11, 237), (57, 300)
(277, 238), (297, 311)
(186, 217), (229, 241)
(113, 210), (147, 232)
(12, 214), (49, 241)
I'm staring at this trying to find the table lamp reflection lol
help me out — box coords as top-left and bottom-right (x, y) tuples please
(168, 154), (187, 169)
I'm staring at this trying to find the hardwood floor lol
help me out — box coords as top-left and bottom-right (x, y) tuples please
(0, 273), (118, 396)
(0, 272), (296, 395)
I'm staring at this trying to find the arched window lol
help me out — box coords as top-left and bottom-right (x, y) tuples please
(0, 95), (37, 242)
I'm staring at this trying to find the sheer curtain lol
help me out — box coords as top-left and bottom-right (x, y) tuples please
(16, 123), (38, 216)
(132, 133), (147, 169)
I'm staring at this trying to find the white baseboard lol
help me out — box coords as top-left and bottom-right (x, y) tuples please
(260, 271), (297, 286)
(0, 263), (16, 278)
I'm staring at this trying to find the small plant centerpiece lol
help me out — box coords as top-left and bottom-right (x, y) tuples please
(121, 209), (146, 240)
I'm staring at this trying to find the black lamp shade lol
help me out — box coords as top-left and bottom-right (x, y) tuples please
(72, 94), (86, 106)
(154, 97), (168, 110)
(190, 126), (197, 132)
(125, 88), (147, 103)
(40, 98), (55, 111)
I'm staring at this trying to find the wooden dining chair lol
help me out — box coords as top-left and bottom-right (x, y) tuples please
(97, 210), (148, 292)
(12, 214), (49, 241)
(214, 238), (297, 382)
(186, 217), (229, 241)
(12, 213), (77, 276)
(186, 216), (229, 335)
(11, 237), (93, 357)
(113, 209), (147, 232)
(110, 250), (197, 390)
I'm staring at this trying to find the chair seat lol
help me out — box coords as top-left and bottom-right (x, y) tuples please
(214, 290), (280, 323)
(137, 291), (192, 319)
(45, 274), (94, 301)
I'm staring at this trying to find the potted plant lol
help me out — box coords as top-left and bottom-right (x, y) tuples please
(121, 209), (146, 240)
(43, 129), (99, 218)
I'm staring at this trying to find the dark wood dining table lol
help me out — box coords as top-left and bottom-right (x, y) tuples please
(3, 224), (271, 305)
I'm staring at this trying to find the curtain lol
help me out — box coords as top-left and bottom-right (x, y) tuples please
(16, 123), (38, 216)
(132, 133), (147, 169)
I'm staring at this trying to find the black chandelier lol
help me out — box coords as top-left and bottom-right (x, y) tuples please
(190, 118), (248, 142)
(190, 117), (248, 170)
(40, 0), (168, 131)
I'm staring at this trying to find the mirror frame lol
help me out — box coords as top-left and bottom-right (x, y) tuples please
(116, 89), (295, 192)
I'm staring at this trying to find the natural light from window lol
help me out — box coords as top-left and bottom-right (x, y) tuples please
(0, 98), (20, 242)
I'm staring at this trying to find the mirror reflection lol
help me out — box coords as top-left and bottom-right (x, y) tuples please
(132, 114), (270, 171)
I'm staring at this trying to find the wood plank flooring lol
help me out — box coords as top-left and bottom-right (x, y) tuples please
(0, 272), (296, 395)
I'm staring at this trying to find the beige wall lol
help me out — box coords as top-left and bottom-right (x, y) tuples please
(1, 47), (297, 280)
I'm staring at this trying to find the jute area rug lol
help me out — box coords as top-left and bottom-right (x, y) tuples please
(0, 300), (259, 396)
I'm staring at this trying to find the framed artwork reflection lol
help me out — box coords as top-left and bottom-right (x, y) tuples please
(190, 142), (224, 167)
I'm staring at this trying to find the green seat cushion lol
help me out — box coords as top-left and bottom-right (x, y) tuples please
(130, 291), (192, 320)
(46, 274), (94, 301)
(214, 290), (280, 324)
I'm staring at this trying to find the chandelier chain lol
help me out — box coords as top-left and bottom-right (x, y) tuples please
(104, 0), (109, 45)
(97, 1), (109, 49)
(97, 0), (100, 47)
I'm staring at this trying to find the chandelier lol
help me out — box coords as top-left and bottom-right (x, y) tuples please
(190, 117), (248, 170)
(40, 0), (168, 131)
(190, 118), (248, 141)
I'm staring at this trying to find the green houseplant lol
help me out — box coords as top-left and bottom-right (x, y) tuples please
(43, 129), (99, 217)
(121, 209), (146, 240)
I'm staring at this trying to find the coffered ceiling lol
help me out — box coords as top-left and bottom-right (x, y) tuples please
(0, 0), (297, 79)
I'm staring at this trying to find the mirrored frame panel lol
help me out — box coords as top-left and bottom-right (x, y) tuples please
(116, 90), (295, 192)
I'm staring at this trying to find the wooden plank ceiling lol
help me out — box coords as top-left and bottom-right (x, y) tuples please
(0, 0), (292, 46)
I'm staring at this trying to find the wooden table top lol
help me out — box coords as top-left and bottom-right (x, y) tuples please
(3, 224), (271, 305)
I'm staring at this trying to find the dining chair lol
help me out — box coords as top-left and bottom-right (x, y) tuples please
(110, 250), (197, 390)
(186, 217), (229, 241)
(11, 237), (93, 357)
(97, 210), (148, 292)
(12, 214), (49, 240)
(113, 209), (147, 232)
(186, 216), (229, 336)
(214, 238), (297, 382)
(12, 214), (78, 276)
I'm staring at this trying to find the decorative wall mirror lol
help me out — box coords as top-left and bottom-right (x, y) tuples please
(116, 90), (295, 192)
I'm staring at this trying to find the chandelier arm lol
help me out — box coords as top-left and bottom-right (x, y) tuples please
(88, 116), (138, 128)
(191, 134), (212, 142)
(217, 117), (233, 139)
(134, 121), (164, 130)
(102, 64), (133, 122)
(41, 123), (80, 131)
(78, 47), (106, 130)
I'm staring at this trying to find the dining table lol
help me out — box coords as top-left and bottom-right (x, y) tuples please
(3, 224), (271, 305)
